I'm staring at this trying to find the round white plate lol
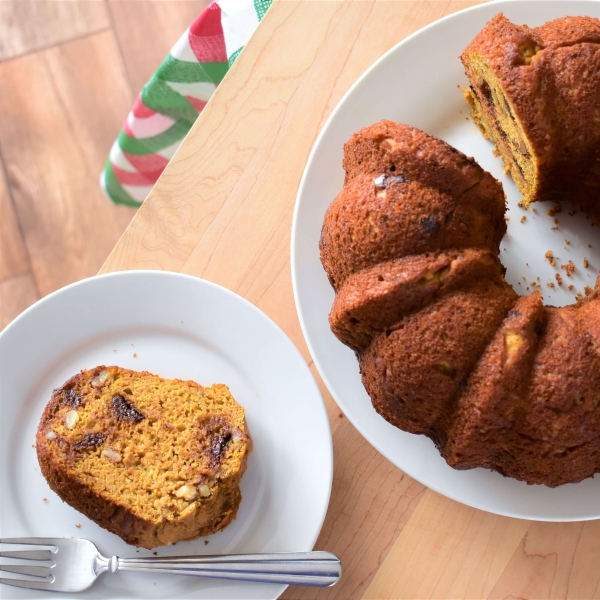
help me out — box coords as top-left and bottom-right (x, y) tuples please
(0, 271), (332, 599)
(292, 0), (600, 521)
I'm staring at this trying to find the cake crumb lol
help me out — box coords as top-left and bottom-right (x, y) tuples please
(76, 524), (81, 528)
(113, 349), (117, 353)
(43, 498), (47, 502)
(555, 273), (563, 286)
(565, 239), (571, 245)
(520, 216), (527, 223)
(504, 216), (510, 222)
(547, 282), (555, 288)
(551, 226), (559, 231)
(584, 258), (589, 268)
(546, 205), (562, 217)
(561, 261), (575, 277)
(532, 207), (537, 213)
(133, 353), (137, 358)
(530, 282), (537, 287)
(577, 291), (583, 299)
(585, 286), (594, 296)
(204, 540), (209, 545)
(589, 244), (593, 248)
(153, 552), (158, 556)
(569, 284), (575, 291)
(569, 210), (577, 216)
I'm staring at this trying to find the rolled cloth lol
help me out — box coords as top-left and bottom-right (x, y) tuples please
(102, 0), (273, 207)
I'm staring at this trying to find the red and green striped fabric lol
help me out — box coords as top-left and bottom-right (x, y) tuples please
(102, 0), (273, 207)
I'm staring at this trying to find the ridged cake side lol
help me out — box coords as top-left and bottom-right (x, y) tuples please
(36, 366), (252, 548)
(320, 120), (600, 487)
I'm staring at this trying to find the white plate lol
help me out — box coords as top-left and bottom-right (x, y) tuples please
(0, 271), (332, 599)
(292, 0), (600, 521)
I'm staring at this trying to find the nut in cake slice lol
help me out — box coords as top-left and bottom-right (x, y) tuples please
(36, 366), (252, 549)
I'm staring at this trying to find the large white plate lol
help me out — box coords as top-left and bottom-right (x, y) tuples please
(0, 271), (332, 599)
(292, 0), (600, 521)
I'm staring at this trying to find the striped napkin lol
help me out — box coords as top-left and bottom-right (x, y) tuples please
(102, 0), (272, 207)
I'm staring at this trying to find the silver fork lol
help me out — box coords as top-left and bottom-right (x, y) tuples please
(0, 537), (341, 592)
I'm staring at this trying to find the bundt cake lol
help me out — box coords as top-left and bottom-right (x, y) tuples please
(37, 366), (252, 548)
(320, 120), (600, 487)
(461, 14), (600, 222)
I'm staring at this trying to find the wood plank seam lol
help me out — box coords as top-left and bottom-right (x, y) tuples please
(0, 151), (37, 290)
(0, 28), (111, 65)
(103, 0), (135, 98)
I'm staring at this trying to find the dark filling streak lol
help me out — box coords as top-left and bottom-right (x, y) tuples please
(202, 429), (233, 471)
(73, 432), (106, 450)
(211, 432), (232, 462)
(480, 80), (493, 105)
(112, 394), (145, 423)
(420, 217), (441, 236)
(63, 388), (82, 408)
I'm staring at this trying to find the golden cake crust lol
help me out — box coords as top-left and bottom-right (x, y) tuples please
(36, 366), (252, 548)
(321, 120), (600, 487)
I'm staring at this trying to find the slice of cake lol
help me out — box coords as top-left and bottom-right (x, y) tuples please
(36, 366), (252, 549)
(461, 14), (600, 221)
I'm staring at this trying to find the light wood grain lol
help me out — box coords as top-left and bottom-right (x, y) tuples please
(93, 0), (600, 598)
(0, 162), (29, 279)
(109, 0), (212, 94)
(0, 0), (109, 61)
(363, 490), (531, 599)
(287, 418), (426, 600)
(0, 31), (135, 297)
(0, 272), (39, 329)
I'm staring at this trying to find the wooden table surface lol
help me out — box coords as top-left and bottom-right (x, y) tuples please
(101, 1), (600, 598)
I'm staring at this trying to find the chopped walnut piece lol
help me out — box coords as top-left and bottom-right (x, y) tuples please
(568, 284), (575, 291)
(561, 261), (575, 277)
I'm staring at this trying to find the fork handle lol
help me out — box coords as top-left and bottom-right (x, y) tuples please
(110, 551), (341, 587)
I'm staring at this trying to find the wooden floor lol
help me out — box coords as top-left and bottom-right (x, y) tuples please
(0, 0), (211, 329)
